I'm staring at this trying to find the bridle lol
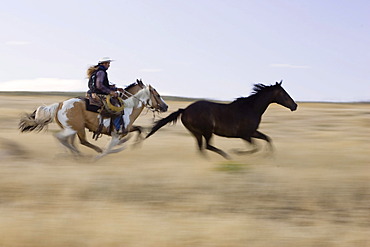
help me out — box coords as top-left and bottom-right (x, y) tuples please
(146, 87), (163, 112)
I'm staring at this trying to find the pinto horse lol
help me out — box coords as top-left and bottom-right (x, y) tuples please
(146, 81), (297, 159)
(19, 81), (168, 157)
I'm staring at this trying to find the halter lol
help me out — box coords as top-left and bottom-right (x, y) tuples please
(146, 88), (163, 112)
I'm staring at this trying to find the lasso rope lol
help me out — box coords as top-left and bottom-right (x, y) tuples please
(105, 95), (125, 113)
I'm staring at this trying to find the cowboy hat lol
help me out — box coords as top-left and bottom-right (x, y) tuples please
(98, 57), (114, 64)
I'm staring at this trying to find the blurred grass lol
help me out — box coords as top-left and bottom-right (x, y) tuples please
(0, 96), (370, 246)
(216, 161), (247, 172)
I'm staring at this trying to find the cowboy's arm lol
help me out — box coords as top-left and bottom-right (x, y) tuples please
(95, 71), (115, 94)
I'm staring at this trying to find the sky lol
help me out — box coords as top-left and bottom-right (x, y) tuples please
(0, 0), (369, 102)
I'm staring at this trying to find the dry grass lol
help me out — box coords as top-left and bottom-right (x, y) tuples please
(0, 95), (369, 247)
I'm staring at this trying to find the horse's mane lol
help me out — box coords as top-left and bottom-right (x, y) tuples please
(124, 79), (145, 91)
(252, 83), (279, 94)
(233, 83), (282, 103)
(124, 82), (139, 91)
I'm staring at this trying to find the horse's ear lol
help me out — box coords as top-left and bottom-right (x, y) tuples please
(137, 79), (144, 86)
(279, 80), (283, 85)
(276, 80), (282, 85)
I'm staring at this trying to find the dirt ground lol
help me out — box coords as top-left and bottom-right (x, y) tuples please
(0, 94), (369, 247)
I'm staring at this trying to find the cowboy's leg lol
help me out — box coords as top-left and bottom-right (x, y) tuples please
(113, 116), (122, 131)
(112, 114), (126, 134)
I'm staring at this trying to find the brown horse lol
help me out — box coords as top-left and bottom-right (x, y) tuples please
(20, 80), (168, 158)
(146, 81), (297, 159)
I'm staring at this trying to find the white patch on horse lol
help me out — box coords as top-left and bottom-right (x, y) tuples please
(56, 127), (77, 138)
(123, 107), (133, 128)
(35, 103), (59, 124)
(123, 87), (150, 108)
(97, 115), (111, 128)
(58, 98), (81, 127)
(103, 119), (111, 128)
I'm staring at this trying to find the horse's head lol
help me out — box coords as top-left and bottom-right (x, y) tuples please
(147, 85), (168, 112)
(273, 81), (298, 111)
(122, 80), (168, 112)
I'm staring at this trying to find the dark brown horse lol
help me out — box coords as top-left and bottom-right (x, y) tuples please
(146, 81), (297, 159)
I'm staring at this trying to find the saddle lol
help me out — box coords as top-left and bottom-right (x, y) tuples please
(84, 97), (100, 113)
(84, 94), (125, 140)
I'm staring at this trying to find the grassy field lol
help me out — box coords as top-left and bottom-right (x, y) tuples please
(0, 94), (369, 247)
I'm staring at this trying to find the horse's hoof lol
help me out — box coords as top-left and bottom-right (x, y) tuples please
(231, 148), (258, 155)
(223, 154), (232, 160)
(94, 154), (105, 161)
(118, 138), (128, 145)
(231, 148), (242, 154)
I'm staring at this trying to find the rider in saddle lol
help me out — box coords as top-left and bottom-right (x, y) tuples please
(87, 57), (126, 137)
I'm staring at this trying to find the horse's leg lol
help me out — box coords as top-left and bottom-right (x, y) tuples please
(204, 133), (230, 159)
(96, 131), (123, 159)
(70, 134), (76, 146)
(252, 130), (274, 152)
(189, 131), (205, 157)
(131, 125), (145, 143)
(54, 128), (80, 154)
(68, 134), (80, 153)
(127, 125), (145, 148)
(195, 132), (203, 151)
(232, 136), (259, 155)
(182, 120), (204, 153)
(117, 125), (143, 146)
(76, 128), (103, 153)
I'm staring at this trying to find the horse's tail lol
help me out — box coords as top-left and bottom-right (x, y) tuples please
(146, 108), (185, 138)
(19, 103), (60, 132)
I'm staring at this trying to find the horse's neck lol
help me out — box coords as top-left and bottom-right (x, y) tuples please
(251, 91), (276, 115)
(124, 88), (149, 109)
(128, 105), (145, 127)
(123, 91), (147, 129)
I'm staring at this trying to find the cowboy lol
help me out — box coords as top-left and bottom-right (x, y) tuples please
(87, 57), (122, 96)
(86, 57), (126, 137)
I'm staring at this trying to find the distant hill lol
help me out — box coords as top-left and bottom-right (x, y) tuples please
(0, 91), (368, 104)
(0, 91), (86, 97)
